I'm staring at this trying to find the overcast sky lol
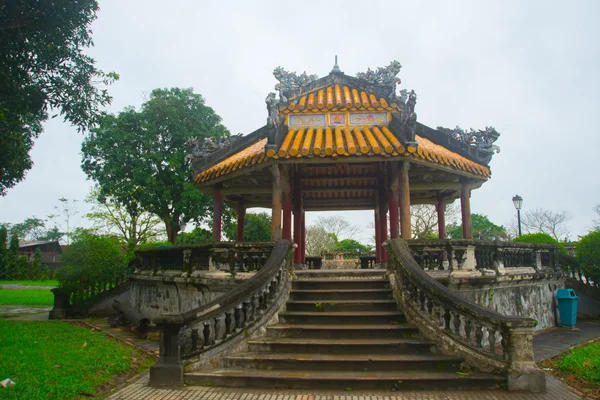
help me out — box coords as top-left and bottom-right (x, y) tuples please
(1, 0), (599, 244)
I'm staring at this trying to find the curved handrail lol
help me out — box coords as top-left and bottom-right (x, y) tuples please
(388, 238), (541, 378)
(154, 240), (292, 326)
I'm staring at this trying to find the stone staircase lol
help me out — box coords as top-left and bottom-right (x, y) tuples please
(185, 269), (503, 390)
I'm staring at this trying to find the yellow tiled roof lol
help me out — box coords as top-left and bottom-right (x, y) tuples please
(195, 138), (268, 183)
(195, 129), (490, 184)
(281, 85), (400, 113)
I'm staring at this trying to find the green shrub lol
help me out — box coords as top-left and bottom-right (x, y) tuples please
(513, 232), (566, 254)
(56, 229), (128, 293)
(577, 230), (600, 283)
(135, 241), (173, 251)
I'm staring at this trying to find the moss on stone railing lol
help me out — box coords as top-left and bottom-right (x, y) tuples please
(134, 242), (275, 274)
(407, 239), (560, 273)
(387, 239), (546, 392)
(149, 240), (294, 388)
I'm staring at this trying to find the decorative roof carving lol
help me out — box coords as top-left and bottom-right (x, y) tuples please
(436, 126), (501, 154)
(273, 67), (318, 102)
(185, 134), (243, 161)
(355, 61), (403, 101)
(355, 60), (402, 86)
(265, 92), (280, 127)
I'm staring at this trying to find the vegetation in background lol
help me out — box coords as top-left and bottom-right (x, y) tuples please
(521, 208), (572, 241)
(224, 212), (272, 242)
(539, 340), (600, 399)
(447, 213), (507, 240)
(0, 320), (154, 399)
(513, 232), (567, 254)
(577, 229), (600, 284)
(411, 204), (459, 239)
(336, 239), (371, 253)
(86, 186), (164, 252)
(56, 229), (128, 293)
(82, 88), (229, 244)
(0, 0), (118, 195)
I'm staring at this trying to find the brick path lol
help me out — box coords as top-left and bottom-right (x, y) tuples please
(109, 373), (581, 400)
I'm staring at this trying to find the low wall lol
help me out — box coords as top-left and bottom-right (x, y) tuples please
(445, 276), (565, 330)
(130, 271), (254, 319)
(321, 260), (358, 269)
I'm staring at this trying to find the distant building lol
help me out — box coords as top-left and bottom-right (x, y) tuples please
(18, 240), (66, 273)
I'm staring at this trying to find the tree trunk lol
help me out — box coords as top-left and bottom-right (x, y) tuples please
(164, 215), (179, 245)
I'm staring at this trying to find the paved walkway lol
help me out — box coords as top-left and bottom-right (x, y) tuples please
(105, 321), (600, 400)
(533, 320), (600, 362)
(108, 373), (581, 400)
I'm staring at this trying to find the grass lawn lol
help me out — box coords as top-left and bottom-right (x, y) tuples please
(0, 288), (54, 305)
(0, 320), (155, 399)
(0, 279), (59, 286)
(539, 339), (600, 398)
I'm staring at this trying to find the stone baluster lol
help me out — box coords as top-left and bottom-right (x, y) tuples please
(203, 320), (215, 347)
(453, 312), (462, 337)
(443, 308), (452, 331)
(191, 328), (199, 352)
(234, 304), (245, 331)
(475, 325), (484, 348)
(214, 315), (226, 344)
(243, 300), (253, 325)
(464, 319), (473, 344)
(252, 293), (261, 316)
(225, 309), (236, 336)
(488, 328), (497, 354)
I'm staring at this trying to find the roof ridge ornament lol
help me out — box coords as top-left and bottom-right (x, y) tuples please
(330, 55), (343, 74)
(436, 126), (501, 155)
(273, 67), (318, 103)
(355, 60), (403, 101)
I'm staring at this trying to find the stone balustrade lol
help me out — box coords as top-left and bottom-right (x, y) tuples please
(149, 240), (294, 388)
(387, 239), (546, 392)
(135, 242), (275, 274)
(407, 239), (560, 275)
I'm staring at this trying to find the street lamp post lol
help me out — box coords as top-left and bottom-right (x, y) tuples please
(512, 195), (523, 237)
(179, 218), (187, 245)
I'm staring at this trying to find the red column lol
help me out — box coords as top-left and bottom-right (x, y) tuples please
(461, 181), (473, 239)
(378, 176), (388, 263)
(236, 201), (245, 241)
(293, 172), (302, 264)
(399, 162), (411, 240)
(437, 198), (446, 239)
(301, 208), (306, 264)
(374, 207), (381, 263)
(388, 166), (400, 239)
(213, 190), (222, 242)
(283, 195), (292, 241)
(271, 165), (282, 241)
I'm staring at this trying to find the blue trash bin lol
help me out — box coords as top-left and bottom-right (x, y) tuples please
(555, 288), (578, 327)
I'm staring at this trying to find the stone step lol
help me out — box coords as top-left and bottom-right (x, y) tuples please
(286, 299), (397, 312)
(290, 289), (393, 301)
(267, 323), (419, 339)
(279, 311), (405, 325)
(295, 269), (386, 279)
(223, 352), (464, 371)
(247, 337), (433, 354)
(185, 369), (503, 390)
(292, 279), (389, 290)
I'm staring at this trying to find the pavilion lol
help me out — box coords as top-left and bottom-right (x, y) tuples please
(188, 59), (500, 266)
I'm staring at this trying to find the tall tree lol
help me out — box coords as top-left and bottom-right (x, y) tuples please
(81, 88), (229, 244)
(447, 214), (507, 240)
(49, 197), (79, 244)
(224, 212), (272, 242)
(0, 0), (118, 195)
(315, 216), (358, 240)
(86, 187), (163, 251)
(305, 225), (337, 256)
(521, 208), (571, 241)
(411, 204), (459, 239)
